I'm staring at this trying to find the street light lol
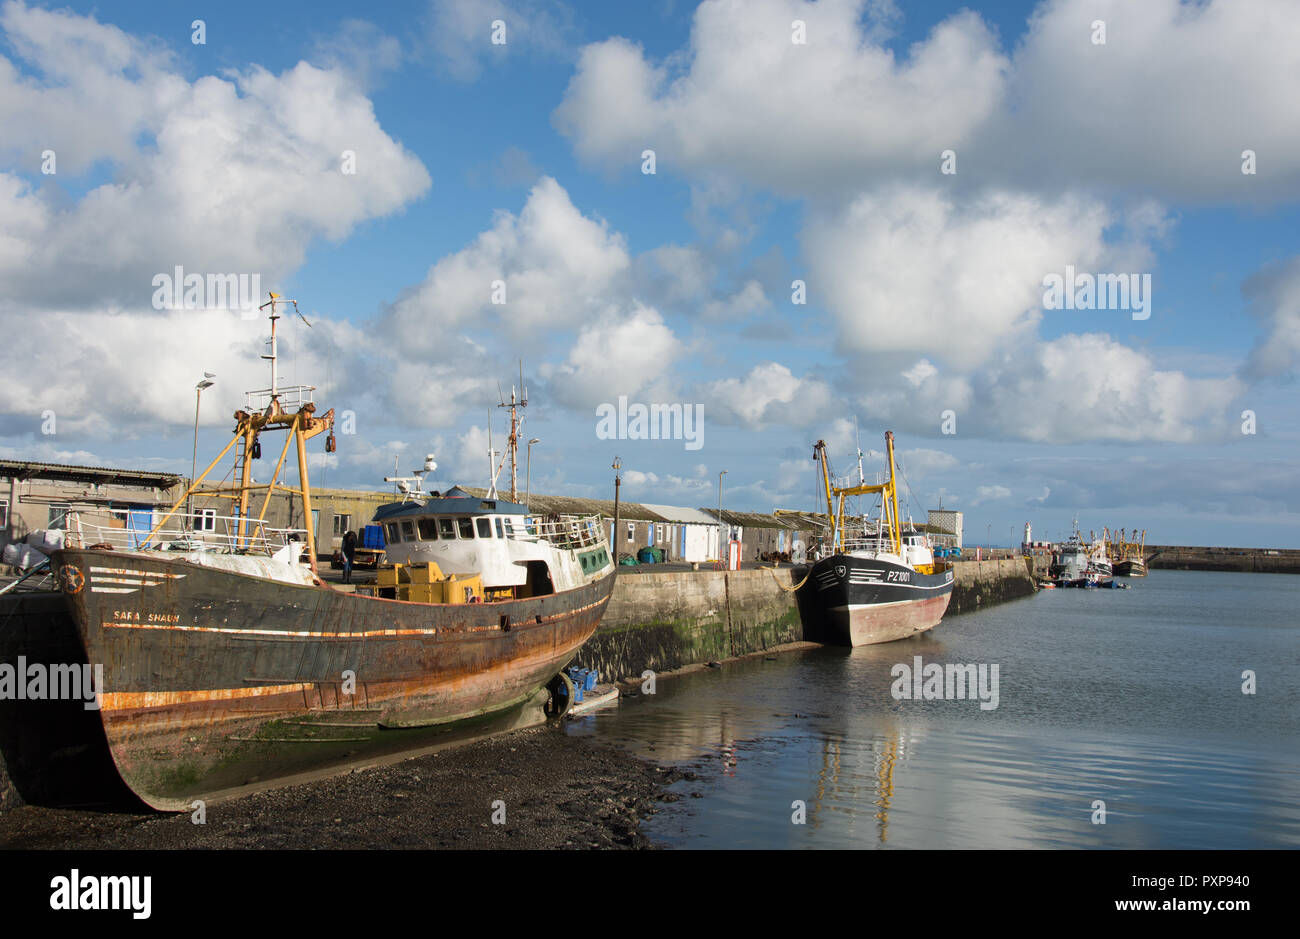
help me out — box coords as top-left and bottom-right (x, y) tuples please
(611, 456), (622, 564)
(717, 470), (728, 564)
(189, 373), (215, 529)
(525, 438), (540, 510)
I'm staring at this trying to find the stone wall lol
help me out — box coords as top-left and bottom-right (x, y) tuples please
(573, 568), (804, 682)
(947, 558), (1037, 615)
(575, 560), (1038, 681)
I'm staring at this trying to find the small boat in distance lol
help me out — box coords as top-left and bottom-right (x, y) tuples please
(793, 432), (954, 646)
(49, 294), (616, 809)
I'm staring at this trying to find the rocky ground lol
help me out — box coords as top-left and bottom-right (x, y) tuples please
(0, 724), (701, 850)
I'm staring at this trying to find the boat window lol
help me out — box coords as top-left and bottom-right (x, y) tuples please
(457, 517), (474, 539)
(401, 520), (416, 541)
(385, 522), (400, 543)
(418, 518), (437, 540)
(476, 517), (492, 539)
(439, 517), (455, 539)
(495, 517), (505, 538)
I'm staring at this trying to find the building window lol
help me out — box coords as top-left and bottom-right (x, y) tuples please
(626, 522), (634, 542)
(333, 514), (351, 536)
(198, 509), (217, 532)
(0, 498), (7, 529)
(48, 503), (71, 530)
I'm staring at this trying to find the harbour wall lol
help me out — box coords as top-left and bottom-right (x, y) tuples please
(946, 558), (1038, 615)
(574, 560), (1037, 682)
(575, 569), (805, 683)
(1145, 545), (1300, 574)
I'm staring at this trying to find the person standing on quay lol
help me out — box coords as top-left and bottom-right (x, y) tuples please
(341, 530), (357, 584)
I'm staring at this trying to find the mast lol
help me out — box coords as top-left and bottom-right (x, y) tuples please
(815, 431), (902, 556)
(497, 361), (528, 503)
(144, 293), (335, 576)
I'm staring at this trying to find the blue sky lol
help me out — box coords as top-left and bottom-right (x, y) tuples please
(0, 0), (1297, 547)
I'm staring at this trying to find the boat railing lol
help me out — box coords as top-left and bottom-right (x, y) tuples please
(62, 512), (309, 556)
(244, 384), (315, 413)
(522, 514), (606, 550)
(840, 536), (890, 553)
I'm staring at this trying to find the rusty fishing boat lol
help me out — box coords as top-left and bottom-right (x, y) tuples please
(48, 295), (615, 809)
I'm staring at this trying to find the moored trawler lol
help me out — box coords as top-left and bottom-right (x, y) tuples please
(1111, 528), (1148, 577)
(793, 432), (954, 646)
(48, 294), (615, 809)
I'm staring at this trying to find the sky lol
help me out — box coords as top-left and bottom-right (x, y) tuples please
(0, 0), (1297, 547)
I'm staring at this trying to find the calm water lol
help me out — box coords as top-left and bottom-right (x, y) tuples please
(566, 570), (1300, 848)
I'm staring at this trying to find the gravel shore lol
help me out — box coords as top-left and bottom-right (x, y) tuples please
(0, 724), (697, 850)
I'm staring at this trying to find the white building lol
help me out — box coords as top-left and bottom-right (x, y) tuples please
(927, 508), (964, 549)
(639, 504), (722, 563)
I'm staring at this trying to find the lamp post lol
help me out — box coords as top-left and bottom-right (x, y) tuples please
(526, 438), (540, 510)
(189, 373), (215, 529)
(611, 456), (622, 563)
(717, 469), (728, 563)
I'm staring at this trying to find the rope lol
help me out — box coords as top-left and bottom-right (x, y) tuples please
(768, 564), (811, 592)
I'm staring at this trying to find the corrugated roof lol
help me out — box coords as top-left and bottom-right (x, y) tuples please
(459, 487), (667, 522)
(708, 508), (803, 530)
(639, 503), (719, 525)
(0, 460), (182, 488)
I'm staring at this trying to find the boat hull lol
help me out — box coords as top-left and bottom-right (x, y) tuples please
(1114, 558), (1147, 577)
(795, 554), (954, 647)
(49, 548), (615, 809)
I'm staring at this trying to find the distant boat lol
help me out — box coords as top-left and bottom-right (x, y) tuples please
(1110, 528), (1148, 577)
(1051, 524), (1113, 587)
(793, 432), (954, 646)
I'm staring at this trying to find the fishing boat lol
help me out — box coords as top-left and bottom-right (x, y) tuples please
(47, 295), (616, 809)
(1050, 524), (1114, 587)
(1111, 528), (1148, 577)
(793, 432), (954, 646)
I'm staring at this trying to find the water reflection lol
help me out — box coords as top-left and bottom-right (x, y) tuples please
(567, 572), (1300, 849)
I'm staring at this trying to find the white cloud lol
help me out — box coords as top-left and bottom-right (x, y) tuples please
(702, 280), (769, 320)
(970, 485), (1011, 506)
(0, 1), (431, 312)
(1242, 255), (1300, 380)
(869, 333), (1244, 444)
(700, 362), (828, 429)
(986, 0), (1300, 202)
(0, 306), (381, 437)
(804, 185), (1113, 369)
(541, 304), (683, 409)
(309, 18), (404, 91)
(555, 0), (1300, 202)
(554, 0), (1007, 196)
(385, 176), (630, 346)
(424, 0), (573, 81)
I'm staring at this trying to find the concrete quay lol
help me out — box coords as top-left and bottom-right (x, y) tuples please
(574, 558), (1036, 683)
